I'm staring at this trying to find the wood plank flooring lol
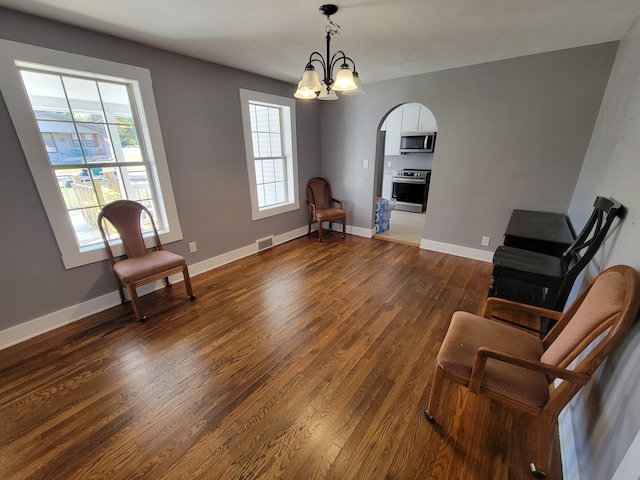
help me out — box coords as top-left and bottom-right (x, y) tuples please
(0, 234), (562, 479)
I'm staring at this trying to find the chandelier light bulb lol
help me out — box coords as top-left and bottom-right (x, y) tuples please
(341, 71), (364, 96)
(332, 65), (357, 92)
(295, 81), (318, 99)
(299, 67), (322, 92)
(317, 83), (338, 100)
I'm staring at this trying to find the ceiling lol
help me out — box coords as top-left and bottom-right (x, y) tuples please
(2, 0), (640, 86)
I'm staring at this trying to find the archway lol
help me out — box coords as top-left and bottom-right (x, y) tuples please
(373, 103), (438, 245)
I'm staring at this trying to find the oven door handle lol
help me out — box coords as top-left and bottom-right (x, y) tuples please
(392, 178), (426, 184)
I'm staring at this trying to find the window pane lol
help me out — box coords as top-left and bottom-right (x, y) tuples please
(256, 184), (265, 208)
(138, 200), (156, 233)
(98, 167), (124, 204)
(98, 82), (133, 120)
(78, 124), (112, 163)
(262, 159), (275, 183)
(125, 166), (153, 201)
(274, 159), (285, 181)
(41, 133), (57, 152)
(269, 133), (282, 157)
(71, 206), (102, 247)
(254, 160), (264, 184)
(268, 108), (281, 133)
(254, 105), (270, 131)
(115, 125), (142, 162)
(257, 133), (272, 158)
(62, 77), (106, 123)
(263, 183), (277, 206)
(56, 168), (86, 209)
(20, 71), (72, 119)
(38, 124), (80, 165)
(249, 104), (258, 132)
(251, 132), (259, 157)
(69, 176), (99, 208)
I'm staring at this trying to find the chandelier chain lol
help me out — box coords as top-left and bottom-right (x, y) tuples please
(325, 16), (341, 36)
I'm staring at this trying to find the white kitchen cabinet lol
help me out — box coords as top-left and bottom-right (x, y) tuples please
(401, 103), (437, 134)
(383, 107), (403, 155)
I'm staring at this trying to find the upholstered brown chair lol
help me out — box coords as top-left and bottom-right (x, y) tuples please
(98, 200), (195, 322)
(306, 177), (346, 242)
(424, 265), (640, 479)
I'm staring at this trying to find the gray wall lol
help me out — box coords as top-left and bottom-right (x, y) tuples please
(564, 14), (640, 480)
(319, 43), (617, 251)
(0, 8), (321, 330)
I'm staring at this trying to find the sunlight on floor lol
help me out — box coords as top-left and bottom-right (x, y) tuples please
(376, 210), (426, 245)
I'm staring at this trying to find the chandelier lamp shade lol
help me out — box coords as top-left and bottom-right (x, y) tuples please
(294, 4), (364, 100)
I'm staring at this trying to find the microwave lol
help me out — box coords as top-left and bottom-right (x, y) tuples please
(400, 132), (436, 153)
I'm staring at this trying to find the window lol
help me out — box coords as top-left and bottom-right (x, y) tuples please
(0, 40), (183, 268)
(239, 89), (299, 220)
(19, 67), (162, 249)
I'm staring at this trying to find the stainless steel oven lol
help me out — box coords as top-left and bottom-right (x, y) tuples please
(392, 169), (431, 213)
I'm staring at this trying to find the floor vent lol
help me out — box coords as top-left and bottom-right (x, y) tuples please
(257, 235), (274, 251)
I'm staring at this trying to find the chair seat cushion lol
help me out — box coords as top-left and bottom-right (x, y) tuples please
(315, 207), (346, 223)
(493, 246), (565, 278)
(113, 250), (186, 284)
(438, 312), (550, 407)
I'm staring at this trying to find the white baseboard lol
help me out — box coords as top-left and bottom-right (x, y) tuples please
(328, 222), (375, 239)
(0, 225), (310, 351)
(0, 291), (124, 351)
(420, 239), (494, 263)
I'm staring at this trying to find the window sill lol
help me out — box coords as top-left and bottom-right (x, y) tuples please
(252, 201), (300, 221)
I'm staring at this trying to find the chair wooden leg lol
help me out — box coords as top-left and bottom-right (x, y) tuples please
(341, 216), (346, 238)
(114, 275), (126, 304)
(183, 265), (195, 300)
(530, 412), (556, 479)
(318, 221), (323, 242)
(424, 365), (445, 422)
(126, 284), (145, 322)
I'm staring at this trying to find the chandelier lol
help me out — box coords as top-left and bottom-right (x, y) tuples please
(294, 4), (364, 100)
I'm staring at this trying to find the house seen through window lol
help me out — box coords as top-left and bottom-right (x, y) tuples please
(19, 69), (159, 248)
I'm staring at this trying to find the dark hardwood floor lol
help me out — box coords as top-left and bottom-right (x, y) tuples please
(0, 234), (562, 479)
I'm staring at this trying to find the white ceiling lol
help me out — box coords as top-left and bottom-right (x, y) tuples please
(2, 0), (640, 86)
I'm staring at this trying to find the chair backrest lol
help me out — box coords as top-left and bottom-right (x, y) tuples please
(562, 196), (622, 271)
(553, 196), (623, 309)
(541, 265), (640, 376)
(307, 177), (332, 210)
(98, 200), (162, 261)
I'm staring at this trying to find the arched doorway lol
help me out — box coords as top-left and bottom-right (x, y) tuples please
(374, 103), (438, 245)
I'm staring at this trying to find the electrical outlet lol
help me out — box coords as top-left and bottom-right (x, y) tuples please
(189, 241), (197, 253)
(363, 159), (369, 168)
(481, 236), (490, 247)
(387, 161), (392, 167)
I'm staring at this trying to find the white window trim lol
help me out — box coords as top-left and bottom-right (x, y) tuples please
(239, 89), (300, 220)
(0, 39), (183, 269)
